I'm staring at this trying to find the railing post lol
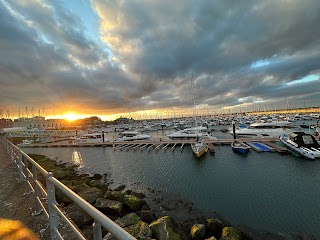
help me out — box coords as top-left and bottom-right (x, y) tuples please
(46, 172), (59, 240)
(32, 165), (41, 214)
(17, 151), (24, 183)
(10, 143), (14, 160)
(23, 155), (31, 193)
(92, 221), (102, 240)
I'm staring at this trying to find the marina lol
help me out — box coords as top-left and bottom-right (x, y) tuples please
(3, 115), (320, 239)
(20, 135), (320, 239)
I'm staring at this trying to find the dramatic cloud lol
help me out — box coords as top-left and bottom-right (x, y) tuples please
(0, 0), (319, 119)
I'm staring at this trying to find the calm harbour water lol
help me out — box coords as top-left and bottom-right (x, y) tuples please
(23, 126), (320, 238)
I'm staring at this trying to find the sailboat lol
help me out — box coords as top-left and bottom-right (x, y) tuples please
(190, 75), (208, 158)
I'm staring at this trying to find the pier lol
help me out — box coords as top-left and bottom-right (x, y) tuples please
(16, 137), (279, 148)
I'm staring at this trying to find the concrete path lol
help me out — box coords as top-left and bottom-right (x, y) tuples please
(0, 138), (50, 239)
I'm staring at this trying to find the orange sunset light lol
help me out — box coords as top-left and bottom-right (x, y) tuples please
(62, 113), (79, 121)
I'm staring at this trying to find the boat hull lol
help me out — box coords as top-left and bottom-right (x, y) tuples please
(191, 142), (208, 158)
(280, 135), (317, 160)
(231, 141), (250, 154)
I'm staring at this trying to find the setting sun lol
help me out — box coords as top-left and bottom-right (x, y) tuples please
(63, 113), (78, 121)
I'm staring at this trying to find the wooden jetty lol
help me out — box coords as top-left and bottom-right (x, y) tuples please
(264, 142), (288, 153)
(16, 137), (280, 149)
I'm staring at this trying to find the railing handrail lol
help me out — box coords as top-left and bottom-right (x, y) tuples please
(2, 137), (136, 240)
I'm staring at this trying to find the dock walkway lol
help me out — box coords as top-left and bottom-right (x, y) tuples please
(0, 137), (50, 239)
(20, 137), (279, 148)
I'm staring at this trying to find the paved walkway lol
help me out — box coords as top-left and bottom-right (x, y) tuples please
(0, 138), (50, 239)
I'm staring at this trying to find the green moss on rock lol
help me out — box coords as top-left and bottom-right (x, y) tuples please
(77, 187), (103, 204)
(190, 224), (206, 240)
(221, 227), (242, 240)
(149, 216), (181, 240)
(104, 191), (125, 201)
(125, 220), (152, 239)
(115, 213), (140, 227)
(122, 194), (144, 211)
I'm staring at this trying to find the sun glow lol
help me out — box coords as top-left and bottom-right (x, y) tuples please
(62, 113), (79, 121)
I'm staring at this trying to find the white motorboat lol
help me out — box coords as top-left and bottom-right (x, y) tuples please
(229, 121), (292, 138)
(115, 131), (151, 141)
(167, 126), (217, 140)
(17, 139), (34, 147)
(280, 132), (320, 160)
(76, 132), (108, 143)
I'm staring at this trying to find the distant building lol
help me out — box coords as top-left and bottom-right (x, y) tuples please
(13, 117), (66, 129)
(0, 118), (13, 128)
(113, 116), (135, 125)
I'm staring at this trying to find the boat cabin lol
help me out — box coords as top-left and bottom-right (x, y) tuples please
(288, 132), (320, 148)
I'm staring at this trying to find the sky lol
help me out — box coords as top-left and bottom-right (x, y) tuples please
(0, 0), (319, 120)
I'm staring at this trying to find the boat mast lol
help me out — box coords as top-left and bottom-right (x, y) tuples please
(191, 74), (198, 129)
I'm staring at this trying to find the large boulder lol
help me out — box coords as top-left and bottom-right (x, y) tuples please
(103, 221), (152, 240)
(55, 188), (73, 205)
(87, 179), (101, 188)
(51, 168), (72, 180)
(206, 218), (224, 238)
(125, 220), (153, 239)
(64, 203), (93, 228)
(122, 194), (144, 211)
(137, 210), (156, 224)
(34, 157), (57, 171)
(221, 227), (243, 240)
(94, 198), (123, 216)
(190, 224), (206, 240)
(104, 191), (125, 202)
(149, 216), (181, 240)
(115, 213), (140, 227)
(78, 187), (103, 204)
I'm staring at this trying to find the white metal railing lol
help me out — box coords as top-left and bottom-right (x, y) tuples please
(2, 137), (136, 240)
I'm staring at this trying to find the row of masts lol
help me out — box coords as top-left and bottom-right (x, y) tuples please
(1, 104), (319, 121)
(0, 107), (64, 120)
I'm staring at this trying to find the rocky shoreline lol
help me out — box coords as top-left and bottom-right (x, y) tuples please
(29, 154), (314, 240)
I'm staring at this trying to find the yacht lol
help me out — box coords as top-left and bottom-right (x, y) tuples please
(229, 121), (292, 138)
(191, 140), (208, 158)
(76, 132), (108, 143)
(115, 131), (151, 141)
(280, 132), (320, 160)
(167, 126), (217, 140)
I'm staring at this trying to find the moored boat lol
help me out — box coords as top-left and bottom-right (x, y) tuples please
(116, 131), (151, 141)
(76, 132), (108, 143)
(229, 121), (292, 138)
(280, 132), (320, 160)
(167, 126), (216, 140)
(191, 140), (208, 158)
(231, 141), (250, 154)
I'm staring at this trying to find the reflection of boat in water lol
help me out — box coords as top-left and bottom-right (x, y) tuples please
(167, 127), (217, 140)
(280, 132), (320, 160)
(231, 141), (250, 154)
(229, 121), (292, 138)
(77, 133), (108, 143)
(115, 131), (151, 141)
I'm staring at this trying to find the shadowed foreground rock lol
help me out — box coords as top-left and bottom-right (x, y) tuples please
(149, 216), (181, 240)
